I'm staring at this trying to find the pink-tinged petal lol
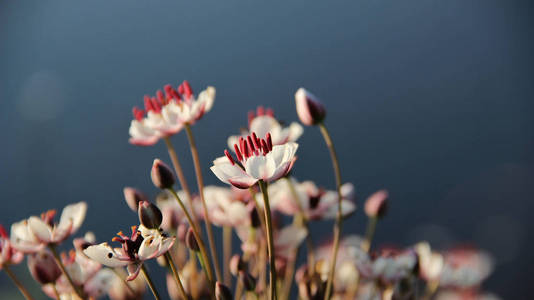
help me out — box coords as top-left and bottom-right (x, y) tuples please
(275, 225), (307, 259)
(137, 236), (160, 260)
(341, 183), (355, 201)
(84, 243), (129, 268)
(28, 217), (52, 243)
(52, 219), (73, 243)
(295, 88), (326, 126)
(128, 120), (160, 146)
(211, 161), (257, 189)
(198, 86), (216, 112)
(155, 237), (175, 257)
(10, 220), (41, 253)
(320, 199), (356, 219)
(228, 177), (258, 189)
(59, 202), (87, 235)
(126, 263), (143, 281)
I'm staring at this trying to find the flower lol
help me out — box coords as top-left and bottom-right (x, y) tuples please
(194, 186), (250, 227)
(415, 242), (444, 282)
(235, 224), (307, 259)
(267, 178), (356, 220)
(294, 88), (326, 126)
(211, 132), (298, 189)
(0, 224), (24, 268)
(83, 226), (175, 280)
(364, 190), (388, 218)
(128, 81), (215, 146)
(439, 247), (493, 289)
(108, 268), (146, 300)
(27, 250), (62, 284)
(155, 190), (191, 232)
(10, 202), (87, 253)
(227, 106), (303, 150)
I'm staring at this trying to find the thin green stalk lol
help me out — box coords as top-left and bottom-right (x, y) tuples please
(184, 123), (222, 282)
(3, 264), (35, 300)
(317, 122), (343, 300)
(163, 137), (199, 228)
(49, 245), (85, 299)
(165, 252), (189, 300)
(258, 180), (278, 300)
(223, 226), (232, 286)
(141, 264), (160, 300)
(52, 284), (61, 300)
(361, 216), (378, 253)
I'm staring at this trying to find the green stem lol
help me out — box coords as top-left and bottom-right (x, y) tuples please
(258, 180), (278, 300)
(361, 216), (378, 253)
(318, 122), (343, 300)
(141, 264), (160, 300)
(3, 264), (35, 300)
(49, 245), (85, 299)
(165, 252), (189, 300)
(223, 226), (232, 286)
(184, 123), (222, 283)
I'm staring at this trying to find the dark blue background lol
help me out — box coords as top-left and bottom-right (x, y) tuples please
(1, 1), (533, 299)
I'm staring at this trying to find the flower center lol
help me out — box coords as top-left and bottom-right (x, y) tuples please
(131, 80), (194, 121)
(112, 226), (144, 260)
(224, 132), (273, 167)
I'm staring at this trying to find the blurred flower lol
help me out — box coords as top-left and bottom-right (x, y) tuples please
(123, 187), (149, 212)
(27, 250), (62, 284)
(294, 88), (326, 126)
(415, 241), (444, 282)
(435, 290), (502, 300)
(107, 268), (146, 300)
(155, 189), (191, 232)
(194, 186), (250, 227)
(227, 106), (303, 150)
(267, 177), (356, 220)
(10, 202), (87, 253)
(364, 190), (388, 218)
(366, 248), (418, 284)
(236, 224), (307, 259)
(0, 224), (24, 268)
(211, 132), (298, 189)
(83, 226), (175, 280)
(440, 247), (493, 289)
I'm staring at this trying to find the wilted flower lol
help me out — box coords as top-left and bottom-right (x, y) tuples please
(83, 226), (175, 280)
(294, 88), (326, 126)
(0, 225), (24, 268)
(10, 202), (87, 253)
(211, 132), (298, 189)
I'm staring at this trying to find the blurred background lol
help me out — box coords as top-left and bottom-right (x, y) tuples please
(1, 0), (533, 298)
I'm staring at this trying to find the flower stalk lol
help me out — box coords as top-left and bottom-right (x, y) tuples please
(362, 216), (378, 253)
(141, 264), (161, 300)
(48, 245), (85, 300)
(258, 180), (278, 300)
(165, 252), (189, 300)
(3, 264), (35, 300)
(223, 226), (232, 286)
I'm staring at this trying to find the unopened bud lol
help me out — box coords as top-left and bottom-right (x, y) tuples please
(138, 201), (163, 229)
(239, 270), (256, 291)
(364, 190), (388, 218)
(295, 88), (326, 126)
(27, 251), (62, 284)
(248, 203), (260, 228)
(123, 187), (149, 212)
(215, 282), (232, 300)
(151, 159), (175, 189)
(229, 254), (246, 276)
(185, 228), (199, 252)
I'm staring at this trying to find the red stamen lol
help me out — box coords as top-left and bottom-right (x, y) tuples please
(251, 132), (260, 150)
(156, 90), (165, 105)
(239, 137), (246, 157)
(151, 97), (161, 113)
(248, 111), (255, 127)
(0, 224), (7, 239)
(225, 150), (235, 165)
(261, 139), (269, 155)
(247, 136), (255, 152)
(112, 236), (124, 243)
(179, 80), (193, 99)
(243, 140), (250, 158)
(144, 95), (153, 112)
(266, 108), (274, 117)
(266, 133), (273, 151)
(234, 144), (243, 161)
(257, 106), (265, 116)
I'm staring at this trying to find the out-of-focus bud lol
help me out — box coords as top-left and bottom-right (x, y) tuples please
(185, 228), (199, 252)
(229, 254), (246, 276)
(275, 257), (287, 276)
(364, 189), (388, 218)
(295, 88), (326, 126)
(177, 223), (188, 243)
(123, 187), (149, 212)
(27, 251), (62, 284)
(248, 203), (261, 228)
(215, 282), (232, 300)
(151, 159), (175, 189)
(138, 201), (163, 229)
(238, 270), (256, 291)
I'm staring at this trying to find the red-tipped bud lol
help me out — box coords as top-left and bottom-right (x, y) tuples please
(27, 251), (62, 284)
(185, 228), (199, 252)
(295, 88), (326, 126)
(238, 270), (256, 291)
(123, 187), (149, 212)
(229, 254), (246, 276)
(215, 282), (232, 300)
(138, 201), (163, 229)
(151, 159), (175, 189)
(364, 190), (389, 218)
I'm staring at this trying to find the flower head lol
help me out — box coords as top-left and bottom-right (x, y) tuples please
(0, 224), (24, 268)
(194, 186), (250, 227)
(211, 132), (298, 189)
(295, 88), (326, 126)
(439, 246), (493, 289)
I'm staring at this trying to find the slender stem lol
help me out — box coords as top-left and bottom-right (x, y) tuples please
(165, 252), (189, 300)
(141, 264), (160, 300)
(49, 245), (85, 299)
(258, 180), (278, 300)
(421, 280), (439, 300)
(52, 284), (61, 300)
(167, 188), (214, 285)
(361, 216), (378, 253)
(318, 122), (343, 300)
(111, 268), (136, 296)
(3, 264), (35, 300)
(184, 123), (222, 282)
(223, 226), (232, 286)
(163, 137), (200, 229)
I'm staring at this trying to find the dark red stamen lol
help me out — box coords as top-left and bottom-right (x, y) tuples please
(261, 139), (269, 155)
(156, 90), (165, 105)
(239, 137), (246, 156)
(234, 144), (243, 161)
(150, 97), (162, 113)
(0, 224), (7, 239)
(225, 150), (235, 165)
(243, 139), (250, 158)
(144, 95), (153, 112)
(132, 107), (145, 121)
(179, 80), (193, 99)
(266, 108), (274, 117)
(247, 136), (255, 152)
(266, 133), (273, 151)
(257, 106), (265, 116)
(251, 132), (260, 150)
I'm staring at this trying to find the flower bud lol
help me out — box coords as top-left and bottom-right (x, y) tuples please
(151, 159), (175, 189)
(238, 270), (256, 291)
(185, 228), (199, 252)
(229, 254), (246, 276)
(248, 203), (261, 228)
(295, 88), (326, 126)
(123, 187), (149, 212)
(364, 190), (388, 218)
(215, 282), (232, 300)
(27, 251), (62, 285)
(138, 201), (163, 229)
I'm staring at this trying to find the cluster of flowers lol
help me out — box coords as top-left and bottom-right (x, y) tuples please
(1, 81), (500, 300)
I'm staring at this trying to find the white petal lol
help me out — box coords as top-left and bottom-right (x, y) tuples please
(286, 122), (304, 143)
(59, 202), (87, 234)
(211, 162), (257, 189)
(268, 142), (298, 167)
(245, 155), (276, 181)
(28, 216), (52, 243)
(250, 115), (279, 138)
(83, 243), (129, 267)
(198, 86), (216, 112)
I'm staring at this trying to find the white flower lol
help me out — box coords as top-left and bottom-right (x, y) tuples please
(415, 242), (444, 281)
(194, 186), (250, 227)
(0, 224), (24, 267)
(211, 132), (298, 189)
(10, 202), (87, 253)
(440, 247), (493, 288)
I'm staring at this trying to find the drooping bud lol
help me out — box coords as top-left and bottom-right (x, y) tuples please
(215, 282), (232, 300)
(185, 228), (199, 252)
(123, 187), (149, 212)
(229, 254), (246, 276)
(364, 190), (388, 218)
(295, 88), (326, 126)
(138, 201), (163, 229)
(27, 251), (62, 284)
(151, 159), (175, 189)
(238, 270), (256, 291)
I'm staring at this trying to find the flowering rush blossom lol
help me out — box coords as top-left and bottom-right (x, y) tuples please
(267, 177), (356, 220)
(227, 106), (303, 150)
(211, 131), (298, 189)
(194, 185), (250, 227)
(10, 202), (87, 253)
(0, 224), (24, 268)
(83, 225), (175, 280)
(439, 246), (493, 289)
(236, 224), (307, 259)
(129, 80), (216, 146)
